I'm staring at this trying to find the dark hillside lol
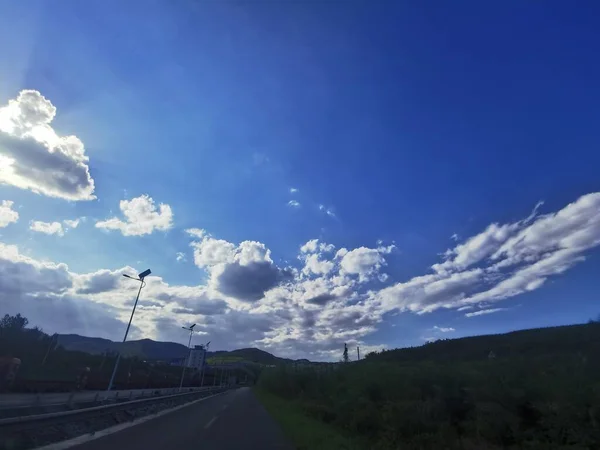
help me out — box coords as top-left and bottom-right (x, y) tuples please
(366, 322), (600, 363)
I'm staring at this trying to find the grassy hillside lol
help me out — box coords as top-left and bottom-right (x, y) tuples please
(257, 322), (600, 449)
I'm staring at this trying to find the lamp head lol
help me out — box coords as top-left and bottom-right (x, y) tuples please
(138, 269), (151, 279)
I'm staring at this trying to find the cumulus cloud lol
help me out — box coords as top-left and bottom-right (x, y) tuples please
(0, 243), (230, 341)
(96, 194), (173, 236)
(290, 187), (299, 194)
(5, 191), (599, 360)
(74, 268), (121, 294)
(300, 239), (319, 254)
(0, 242), (72, 296)
(302, 253), (335, 276)
(213, 261), (291, 302)
(0, 200), (18, 227)
(30, 220), (64, 236)
(176, 252), (186, 262)
(0, 90), (95, 201)
(170, 293), (228, 316)
(186, 232), (293, 302)
(339, 244), (395, 282)
(190, 236), (235, 268)
(0, 243), (129, 339)
(30, 217), (82, 236)
(287, 200), (301, 208)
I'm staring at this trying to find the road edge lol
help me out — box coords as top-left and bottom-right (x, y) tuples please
(36, 390), (230, 450)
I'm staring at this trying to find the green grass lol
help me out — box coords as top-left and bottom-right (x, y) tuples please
(253, 388), (364, 450)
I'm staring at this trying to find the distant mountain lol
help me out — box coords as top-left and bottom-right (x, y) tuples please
(56, 334), (291, 364)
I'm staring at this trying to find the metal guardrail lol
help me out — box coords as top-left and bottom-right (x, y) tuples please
(0, 385), (213, 409)
(0, 385), (229, 429)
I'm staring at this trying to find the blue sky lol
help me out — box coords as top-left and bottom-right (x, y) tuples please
(0, 1), (599, 359)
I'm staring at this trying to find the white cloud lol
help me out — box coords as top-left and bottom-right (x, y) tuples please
(185, 228), (206, 238)
(374, 192), (600, 317)
(63, 219), (80, 229)
(187, 233), (288, 303)
(287, 200), (301, 208)
(0, 90), (95, 201)
(465, 308), (507, 318)
(290, 187), (299, 194)
(96, 194), (173, 236)
(377, 273), (388, 283)
(235, 240), (273, 265)
(433, 223), (520, 275)
(300, 239), (319, 254)
(0, 235), (377, 360)
(340, 245), (395, 282)
(190, 235), (236, 268)
(176, 252), (186, 262)
(450, 233), (459, 241)
(0, 200), (18, 227)
(302, 253), (335, 276)
(319, 242), (335, 253)
(319, 204), (336, 218)
(4, 191), (599, 361)
(30, 220), (64, 236)
(335, 248), (349, 259)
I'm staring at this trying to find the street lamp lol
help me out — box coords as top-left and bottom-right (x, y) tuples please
(178, 324), (196, 391)
(199, 341), (210, 387)
(106, 269), (151, 392)
(41, 333), (58, 366)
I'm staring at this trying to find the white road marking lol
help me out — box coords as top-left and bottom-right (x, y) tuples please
(36, 391), (229, 450)
(204, 416), (218, 429)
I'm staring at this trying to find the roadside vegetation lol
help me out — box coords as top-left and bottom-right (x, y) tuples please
(257, 322), (600, 449)
(0, 314), (246, 391)
(255, 388), (364, 450)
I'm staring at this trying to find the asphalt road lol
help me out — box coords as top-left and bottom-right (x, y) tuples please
(72, 387), (294, 450)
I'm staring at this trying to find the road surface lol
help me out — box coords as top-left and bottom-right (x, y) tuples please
(72, 387), (293, 450)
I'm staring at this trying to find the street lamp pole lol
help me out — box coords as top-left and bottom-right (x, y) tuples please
(106, 269), (151, 392)
(199, 341), (210, 387)
(41, 333), (57, 366)
(179, 324), (196, 391)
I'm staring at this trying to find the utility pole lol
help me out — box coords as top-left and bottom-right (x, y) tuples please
(357, 346), (360, 361)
